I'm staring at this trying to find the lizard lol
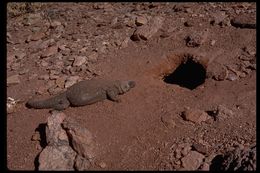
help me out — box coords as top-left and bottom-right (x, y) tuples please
(26, 79), (136, 110)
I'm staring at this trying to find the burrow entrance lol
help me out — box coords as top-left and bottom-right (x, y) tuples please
(163, 58), (206, 90)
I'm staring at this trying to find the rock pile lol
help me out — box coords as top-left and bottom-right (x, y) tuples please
(37, 111), (97, 171)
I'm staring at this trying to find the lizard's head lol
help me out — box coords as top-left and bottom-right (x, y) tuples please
(119, 80), (136, 93)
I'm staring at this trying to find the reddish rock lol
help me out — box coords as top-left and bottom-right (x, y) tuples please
(131, 16), (164, 41)
(182, 109), (210, 124)
(181, 151), (205, 170)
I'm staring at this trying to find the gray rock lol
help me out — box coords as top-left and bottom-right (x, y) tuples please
(39, 145), (76, 171)
(131, 16), (164, 41)
(135, 16), (148, 26)
(73, 56), (87, 67)
(45, 111), (69, 146)
(7, 74), (20, 86)
(181, 151), (205, 170)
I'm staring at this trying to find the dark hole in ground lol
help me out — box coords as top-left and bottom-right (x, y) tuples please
(163, 58), (206, 90)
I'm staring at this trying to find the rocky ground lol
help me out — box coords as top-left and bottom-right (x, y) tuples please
(6, 2), (256, 170)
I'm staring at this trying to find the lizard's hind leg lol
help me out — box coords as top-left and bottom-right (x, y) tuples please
(53, 99), (70, 110)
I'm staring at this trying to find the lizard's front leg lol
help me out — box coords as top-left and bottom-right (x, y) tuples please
(107, 89), (121, 102)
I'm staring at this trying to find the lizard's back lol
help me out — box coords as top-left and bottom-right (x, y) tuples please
(66, 79), (111, 106)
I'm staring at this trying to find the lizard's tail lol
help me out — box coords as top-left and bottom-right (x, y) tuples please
(26, 93), (66, 109)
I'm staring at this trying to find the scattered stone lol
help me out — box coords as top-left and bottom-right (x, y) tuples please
(135, 16), (148, 26)
(41, 61), (49, 67)
(226, 71), (238, 81)
(98, 161), (107, 168)
(87, 52), (98, 63)
(7, 52), (16, 63)
(27, 32), (45, 41)
(50, 21), (62, 28)
(28, 73), (38, 80)
(199, 162), (210, 171)
(231, 14), (256, 29)
(55, 77), (66, 89)
(120, 37), (130, 49)
(209, 64), (228, 81)
(184, 20), (196, 27)
(161, 114), (176, 128)
(182, 108), (211, 124)
(174, 148), (182, 159)
(64, 76), (80, 88)
(210, 40), (216, 46)
(48, 85), (63, 95)
(131, 16), (164, 41)
(185, 29), (209, 47)
(15, 52), (26, 59)
(23, 13), (42, 26)
(7, 32), (13, 43)
(7, 97), (17, 114)
(7, 74), (20, 86)
(181, 151), (205, 170)
(36, 85), (47, 95)
(192, 143), (208, 155)
(31, 131), (41, 141)
(58, 44), (67, 51)
(73, 56), (87, 67)
(36, 143), (42, 150)
(181, 145), (192, 157)
(210, 11), (227, 25)
(41, 45), (58, 58)
(216, 105), (234, 120)
(38, 74), (49, 81)
(18, 69), (29, 75)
